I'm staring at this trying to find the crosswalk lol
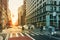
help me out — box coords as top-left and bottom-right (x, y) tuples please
(9, 32), (40, 38)
(7, 32), (60, 40)
(25, 33), (35, 40)
(20, 33), (24, 37)
(8, 32), (39, 40)
(8, 32), (41, 40)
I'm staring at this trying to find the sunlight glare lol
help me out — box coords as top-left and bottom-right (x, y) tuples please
(8, 0), (23, 26)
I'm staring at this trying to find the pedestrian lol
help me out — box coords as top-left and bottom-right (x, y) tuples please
(40, 26), (43, 31)
(0, 24), (2, 32)
(43, 26), (46, 31)
(22, 27), (24, 31)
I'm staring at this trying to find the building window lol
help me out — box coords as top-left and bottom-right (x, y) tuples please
(43, 7), (46, 12)
(43, 15), (46, 19)
(50, 20), (53, 26)
(54, 16), (56, 19)
(37, 0), (39, 2)
(59, 7), (60, 11)
(59, 15), (60, 19)
(40, 5), (42, 9)
(43, 0), (44, 1)
(40, 17), (42, 20)
(59, 1), (60, 5)
(51, 6), (53, 11)
(50, 14), (53, 19)
(33, 1), (34, 3)
(54, 1), (56, 5)
(50, 1), (53, 4)
(43, 2), (46, 7)
(50, 20), (57, 27)
(40, 0), (42, 4)
(35, 2), (36, 4)
(54, 6), (56, 11)
(37, 4), (39, 6)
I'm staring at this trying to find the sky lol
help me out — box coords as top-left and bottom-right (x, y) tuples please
(8, 0), (23, 25)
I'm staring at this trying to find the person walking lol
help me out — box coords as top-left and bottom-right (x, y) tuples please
(40, 26), (43, 31)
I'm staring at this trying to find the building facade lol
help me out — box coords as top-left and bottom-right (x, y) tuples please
(23, 0), (26, 25)
(26, 0), (60, 29)
(18, 5), (26, 26)
(0, 0), (2, 31)
(7, 8), (11, 28)
(0, 0), (8, 29)
(18, 5), (24, 26)
(18, 0), (26, 26)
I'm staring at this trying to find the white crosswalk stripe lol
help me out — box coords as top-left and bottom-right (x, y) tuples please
(9, 32), (36, 40)
(31, 34), (35, 36)
(20, 33), (24, 37)
(32, 32), (40, 35)
(25, 33), (35, 40)
(16, 33), (19, 37)
(10, 33), (13, 38)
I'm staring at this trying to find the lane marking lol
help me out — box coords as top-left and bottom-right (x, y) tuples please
(32, 32), (40, 35)
(25, 33), (35, 40)
(31, 34), (35, 36)
(20, 33), (24, 37)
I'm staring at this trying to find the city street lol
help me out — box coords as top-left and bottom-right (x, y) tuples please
(1, 27), (60, 40)
(2, 26), (35, 40)
(0, 0), (60, 40)
(8, 33), (32, 40)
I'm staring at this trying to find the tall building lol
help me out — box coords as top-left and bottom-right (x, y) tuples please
(0, 0), (8, 29)
(23, 0), (26, 24)
(7, 8), (11, 21)
(0, 0), (2, 31)
(0, 0), (2, 24)
(26, 0), (60, 29)
(18, 4), (26, 26)
(7, 8), (11, 28)
(18, 5), (24, 26)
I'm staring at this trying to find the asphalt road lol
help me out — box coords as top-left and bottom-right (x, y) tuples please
(8, 32), (60, 40)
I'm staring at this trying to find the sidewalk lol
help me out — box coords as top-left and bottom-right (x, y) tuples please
(23, 27), (60, 36)
(32, 28), (49, 35)
(32, 28), (60, 36)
